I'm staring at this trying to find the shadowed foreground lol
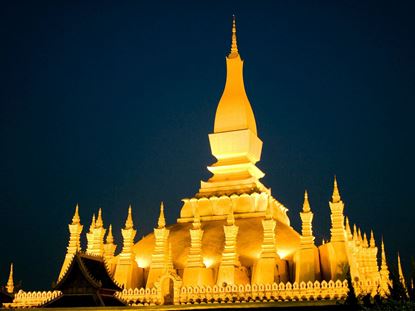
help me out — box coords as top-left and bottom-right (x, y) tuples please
(20, 301), (360, 310)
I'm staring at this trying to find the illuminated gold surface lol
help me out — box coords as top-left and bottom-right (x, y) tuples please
(132, 217), (300, 272)
(7, 17), (393, 308)
(213, 17), (256, 135)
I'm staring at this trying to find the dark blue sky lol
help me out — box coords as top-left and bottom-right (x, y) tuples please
(1, 1), (414, 290)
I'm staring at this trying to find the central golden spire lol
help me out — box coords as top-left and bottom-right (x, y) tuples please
(213, 16), (257, 134)
(197, 17), (266, 197)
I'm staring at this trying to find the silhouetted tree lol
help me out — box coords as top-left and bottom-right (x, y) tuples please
(344, 265), (359, 307)
(388, 265), (407, 302)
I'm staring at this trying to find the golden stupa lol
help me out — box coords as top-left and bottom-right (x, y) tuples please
(5, 18), (397, 308)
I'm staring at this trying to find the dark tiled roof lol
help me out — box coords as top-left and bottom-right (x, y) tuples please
(80, 254), (121, 290)
(54, 252), (121, 292)
(0, 290), (13, 305)
(44, 252), (125, 307)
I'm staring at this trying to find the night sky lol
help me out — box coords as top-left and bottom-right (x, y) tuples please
(1, 1), (414, 290)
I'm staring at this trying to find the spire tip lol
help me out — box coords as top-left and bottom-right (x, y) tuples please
(125, 205), (134, 229)
(302, 190), (311, 212)
(6, 262), (14, 294)
(158, 201), (166, 229)
(332, 175), (341, 203)
(228, 15), (239, 58)
(72, 204), (80, 224)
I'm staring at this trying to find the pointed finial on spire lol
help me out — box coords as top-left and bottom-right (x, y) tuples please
(106, 224), (114, 244)
(89, 214), (96, 232)
(381, 237), (386, 260)
(397, 252), (407, 290)
(332, 175), (341, 203)
(72, 204), (80, 224)
(352, 224), (358, 244)
(302, 190), (311, 213)
(95, 208), (103, 228)
(363, 232), (368, 248)
(228, 15), (239, 58)
(358, 228), (362, 242)
(6, 262), (14, 294)
(125, 205), (134, 229)
(158, 202), (166, 229)
(370, 230), (376, 248)
(345, 217), (352, 239)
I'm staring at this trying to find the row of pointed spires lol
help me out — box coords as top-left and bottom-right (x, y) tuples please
(300, 176), (340, 216)
(346, 220), (376, 248)
(71, 202), (167, 238)
(64, 174), (410, 292)
(302, 176), (400, 291)
(301, 175), (341, 212)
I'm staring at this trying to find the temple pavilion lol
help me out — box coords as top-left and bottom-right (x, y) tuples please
(3, 18), (402, 308)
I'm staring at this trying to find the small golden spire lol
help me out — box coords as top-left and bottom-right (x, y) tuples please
(106, 224), (114, 244)
(125, 205), (134, 229)
(322, 238), (326, 245)
(363, 232), (368, 248)
(379, 238), (390, 296)
(358, 228), (362, 242)
(370, 230), (376, 248)
(6, 262), (14, 294)
(381, 238), (387, 263)
(302, 190), (311, 213)
(158, 202), (166, 229)
(332, 175), (341, 203)
(353, 224), (358, 239)
(89, 214), (96, 232)
(228, 15), (239, 58)
(345, 217), (352, 240)
(95, 208), (103, 228)
(397, 252), (407, 290)
(72, 204), (80, 224)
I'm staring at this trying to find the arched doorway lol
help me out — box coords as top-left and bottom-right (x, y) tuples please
(155, 272), (182, 305)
